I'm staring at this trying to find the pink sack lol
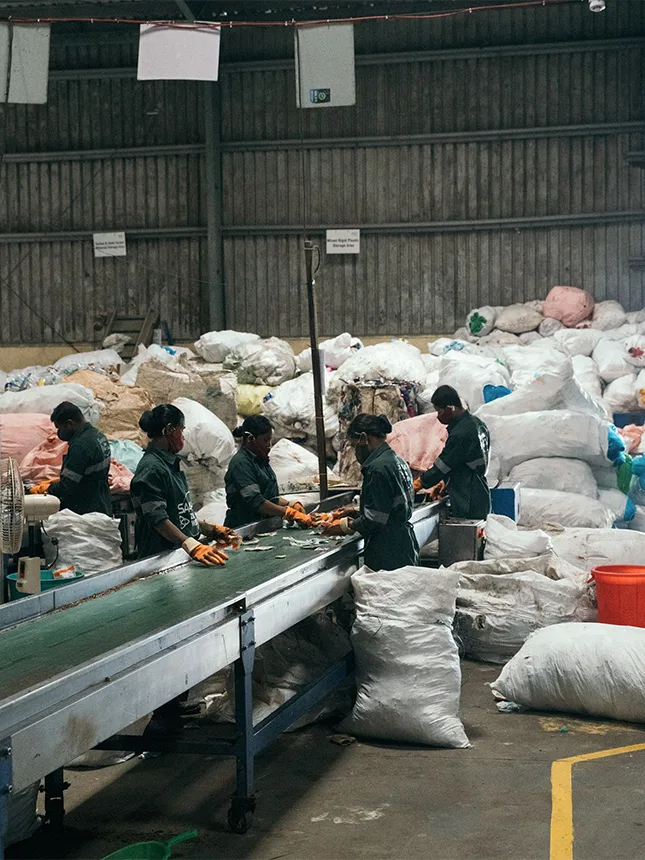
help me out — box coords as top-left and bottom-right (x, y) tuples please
(543, 286), (595, 328)
(20, 434), (134, 493)
(619, 424), (645, 455)
(108, 458), (133, 494)
(387, 413), (448, 473)
(20, 432), (67, 484)
(0, 414), (55, 463)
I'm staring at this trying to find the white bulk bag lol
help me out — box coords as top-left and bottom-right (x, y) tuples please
(223, 337), (297, 387)
(592, 300), (627, 331)
(297, 332), (362, 371)
(602, 374), (638, 414)
(549, 526), (645, 571)
(491, 623), (645, 723)
(485, 410), (611, 476)
(597, 487), (631, 525)
(484, 514), (552, 559)
(592, 340), (633, 383)
(120, 344), (195, 387)
(465, 306), (497, 338)
(262, 372), (338, 442)
(571, 355), (603, 401)
(624, 334), (645, 368)
(0, 383), (99, 423)
(495, 304), (543, 334)
(339, 566), (470, 748)
(538, 318), (565, 337)
(478, 359), (605, 419)
(269, 438), (334, 493)
(552, 327), (602, 357)
(45, 510), (122, 574)
(438, 352), (510, 412)
(54, 348), (122, 375)
(519, 488), (614, 530)
(194, 330), (260, 363)
(173, 397), (235, 473)
(453, 556), (594, 664)
(509, 458), (598, 499)
(328, 342), (427, 401)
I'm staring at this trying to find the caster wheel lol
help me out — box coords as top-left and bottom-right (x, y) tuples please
(228, 807), (253, 834)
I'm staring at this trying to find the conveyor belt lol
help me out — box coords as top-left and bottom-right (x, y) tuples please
(0, 532), (337, 703)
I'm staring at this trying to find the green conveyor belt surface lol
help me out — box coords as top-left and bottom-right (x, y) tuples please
(0, 533), (341, 703)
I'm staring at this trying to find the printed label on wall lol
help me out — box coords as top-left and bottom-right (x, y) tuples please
(93, 232), (127, 258)
(326, 229), (360, 254)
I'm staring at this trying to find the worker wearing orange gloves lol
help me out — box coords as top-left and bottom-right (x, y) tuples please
(29, 401), (112, 516)
(413, 385), (491, 519)
(131, 404), (239, 566)
(321, 413), (419, 571)
(224, 415), (313, 529)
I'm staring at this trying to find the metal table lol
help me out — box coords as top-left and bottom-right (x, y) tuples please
(0, 500), (441, 852)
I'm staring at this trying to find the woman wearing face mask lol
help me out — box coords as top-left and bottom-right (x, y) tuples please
(131, 404), (234, 566)
(224, 415), (312, 529)
(323, 413), (419, 571)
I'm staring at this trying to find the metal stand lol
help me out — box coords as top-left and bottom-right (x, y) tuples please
(0, 741), (11, 860)
(43, 768), (68, 831)
(93, 605), (354, 835)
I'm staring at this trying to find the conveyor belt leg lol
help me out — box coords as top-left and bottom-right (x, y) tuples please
(44, 768), (68, 831)
(0, 740), (11, 860)
(229, 609), (256, 834)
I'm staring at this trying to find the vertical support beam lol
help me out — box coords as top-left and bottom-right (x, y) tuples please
(0, 740), (12, 860)
(228, 608), (256, 833)
(44, 768), (66, 831)
(305, 240), (328, 499)
(204, 81), (225, 330)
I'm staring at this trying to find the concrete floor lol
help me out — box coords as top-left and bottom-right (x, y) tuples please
(9, 661), (645, 860)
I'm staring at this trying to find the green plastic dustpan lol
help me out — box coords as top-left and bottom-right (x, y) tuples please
(101, 830), (198, 860)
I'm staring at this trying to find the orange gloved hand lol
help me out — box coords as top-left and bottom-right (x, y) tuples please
(284, 506), (314, 529)
(322, 517), (354, 537)
(289, 501), (306, 514)
(211, 525), (242, 549)
(29, 479), (53, 495)
(413, 477), (423, 493)
(182, 537), (228, 567)
(429, 480), (447, 501)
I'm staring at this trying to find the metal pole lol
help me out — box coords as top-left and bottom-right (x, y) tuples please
(204, 82), (225, 330)
(304, 240), (328, 500)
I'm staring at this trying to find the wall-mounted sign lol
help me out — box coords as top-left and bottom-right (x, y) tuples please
(295, 23), (355, 109)
(93, 232), (127, 258)
(326, 229), (360, 255)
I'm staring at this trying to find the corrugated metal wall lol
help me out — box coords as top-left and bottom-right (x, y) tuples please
(1, 1), (645, 343)
(220, 1), (645, 337)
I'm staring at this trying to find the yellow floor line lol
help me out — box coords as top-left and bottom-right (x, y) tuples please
(550, 742), (645, 860)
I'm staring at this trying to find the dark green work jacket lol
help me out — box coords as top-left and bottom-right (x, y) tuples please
(354, 442), (419, 571)
(224, 447), (280, 529)
(48, 423), (112, 516)
(421, 411), (491, 519)
(131, 446), (200, 558)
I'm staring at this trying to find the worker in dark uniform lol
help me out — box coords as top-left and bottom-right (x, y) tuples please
(323, 413), (419, 571)
(131, 404), (236, 565)
(29, 401), (112, 515)
(415, 385), (491, 519)
(224, 415), (312, 529)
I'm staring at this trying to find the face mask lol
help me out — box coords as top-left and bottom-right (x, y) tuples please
(166, 427), (185, 455)
(355, 442), (370, 464)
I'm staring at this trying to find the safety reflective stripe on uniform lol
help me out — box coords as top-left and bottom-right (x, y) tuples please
(466, 457), (486, 470)
(141, 500), (167, 514)
(61, 467), (83, 483)
(434, 457), (451, 474)
(392, 492), (409, 508)
(365, 507), (390, 524)
(84, 456), (111, 474)
(240, 483), (261, 499)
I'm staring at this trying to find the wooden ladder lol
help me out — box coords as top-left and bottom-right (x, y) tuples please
(104, 309), (159, 361)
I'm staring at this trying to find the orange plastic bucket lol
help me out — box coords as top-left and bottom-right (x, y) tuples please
(591, 565), (645, 628)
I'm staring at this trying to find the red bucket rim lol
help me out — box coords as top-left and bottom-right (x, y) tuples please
(592, 565), (645, 578)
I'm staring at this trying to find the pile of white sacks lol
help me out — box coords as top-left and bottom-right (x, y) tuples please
(456, 286), (645, 415)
